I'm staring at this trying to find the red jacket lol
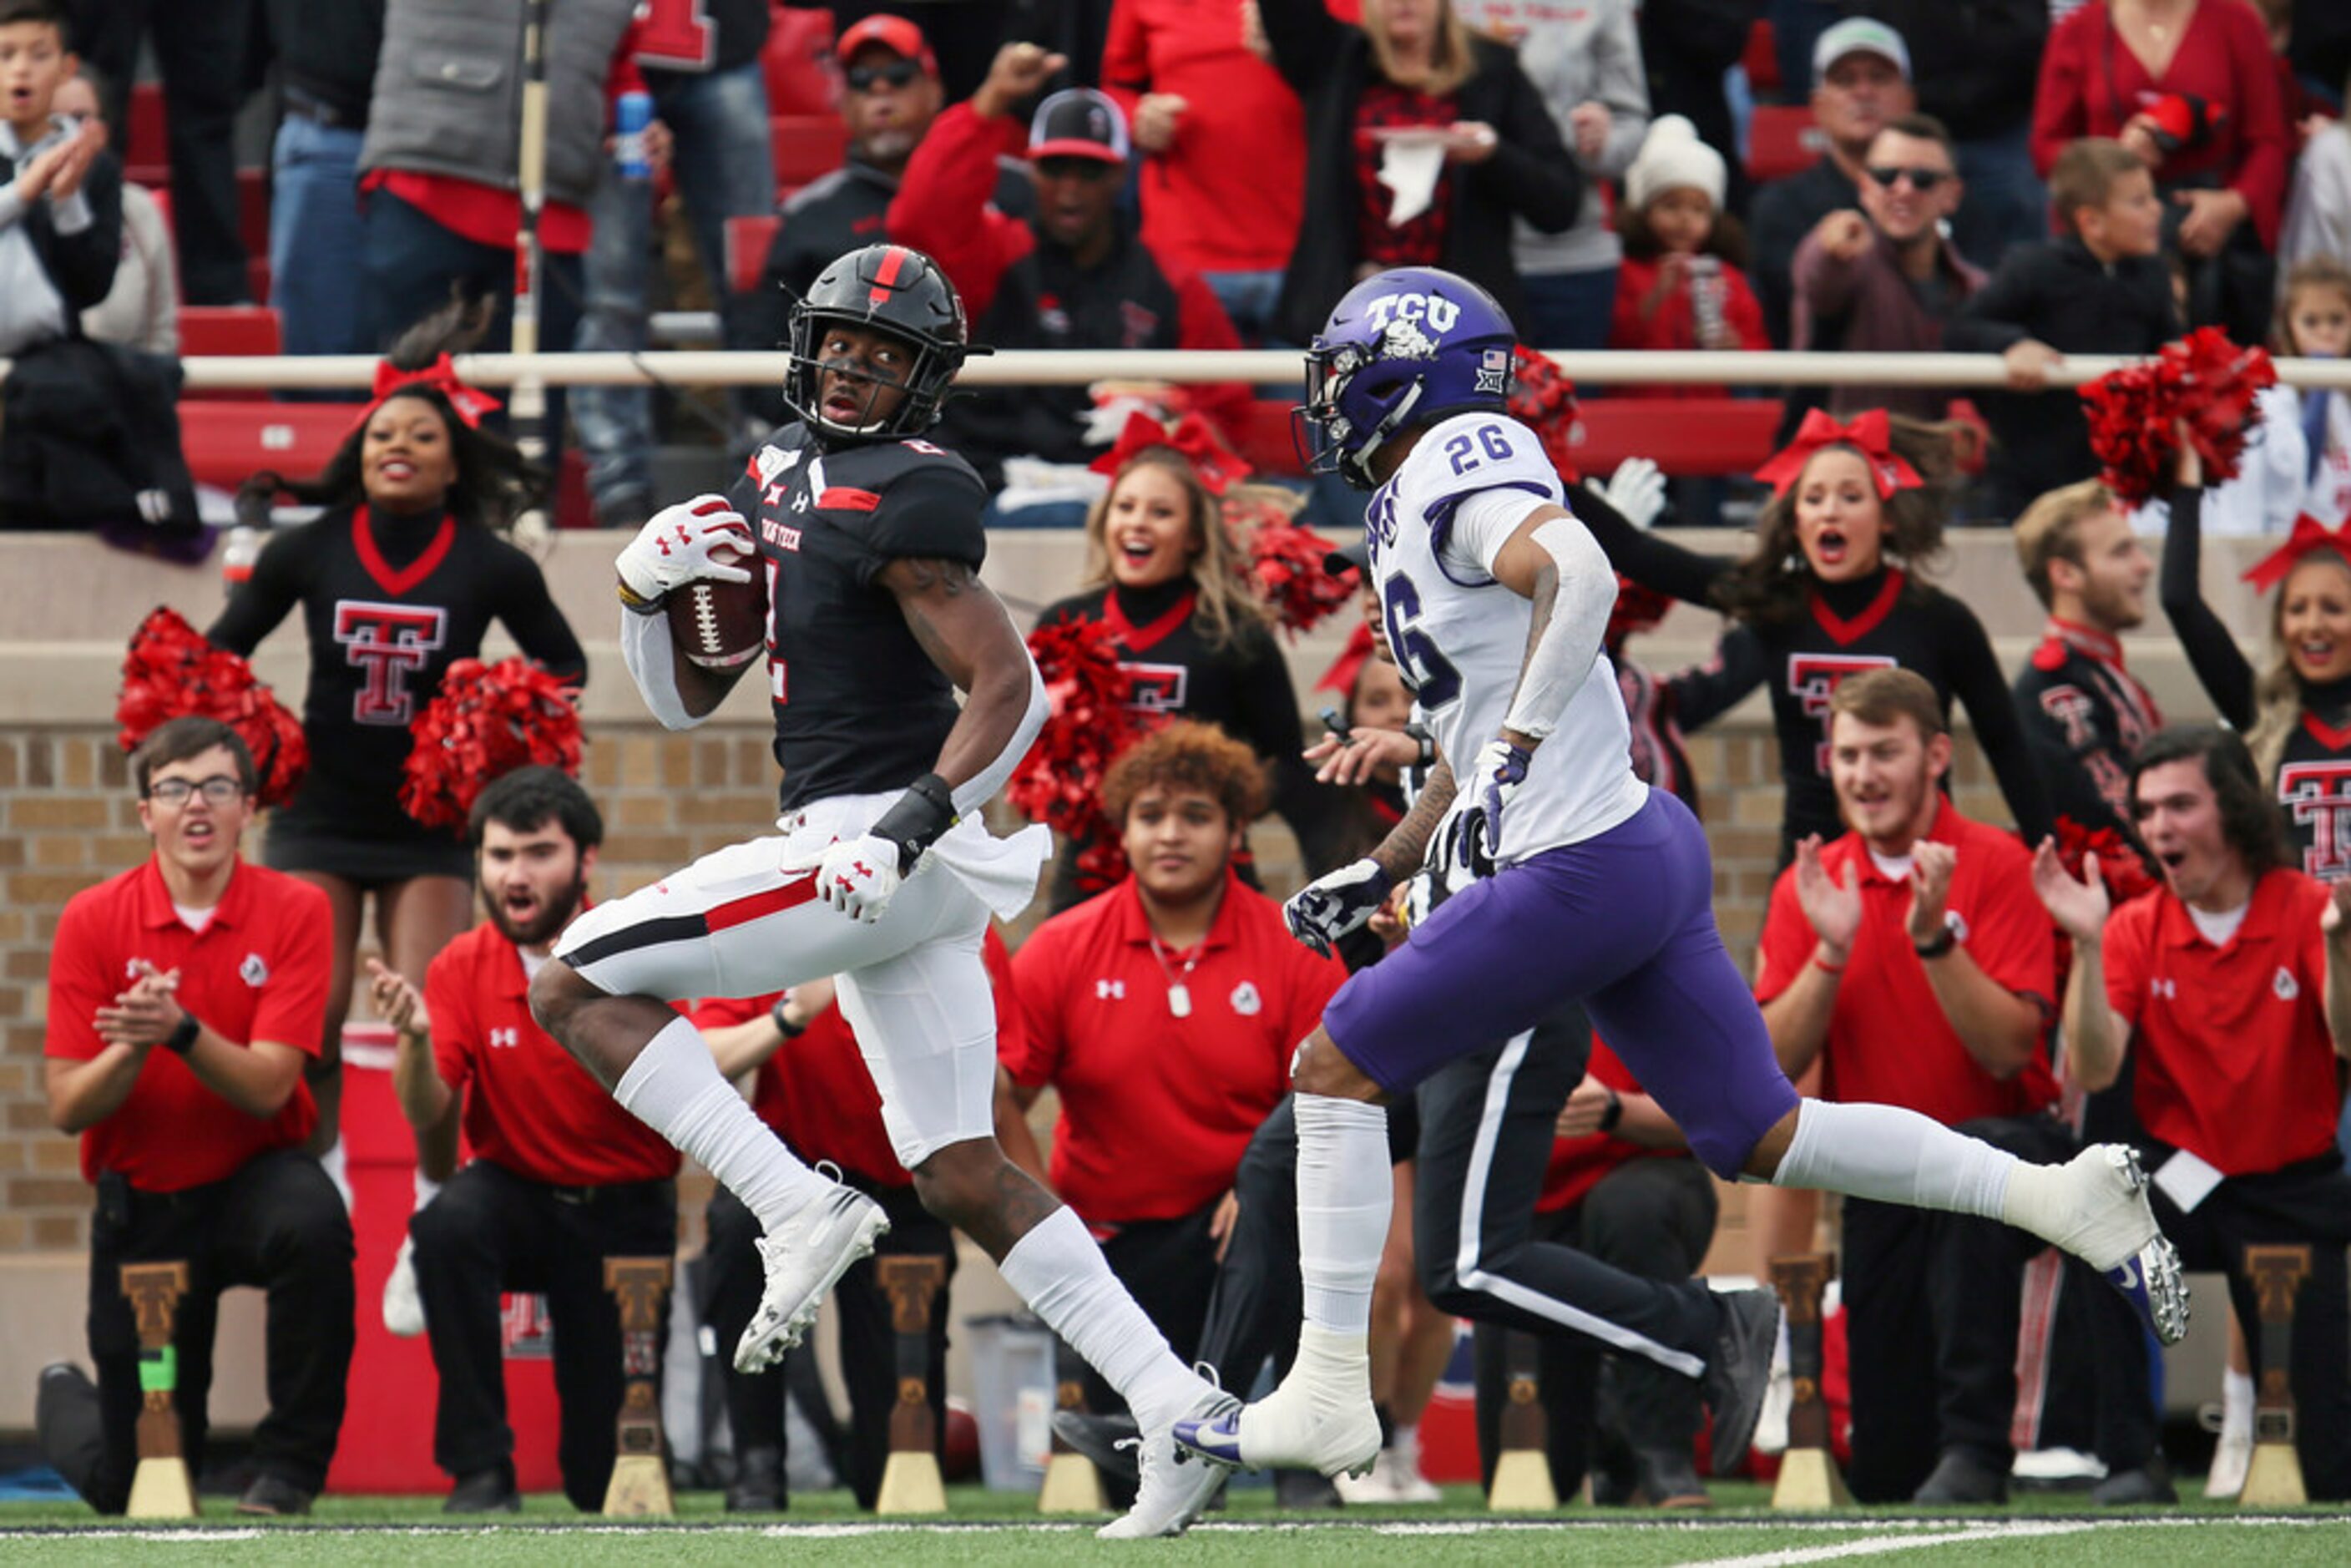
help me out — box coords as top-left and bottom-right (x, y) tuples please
(2032, 1), (2291, 250)
(1607, 254), (1767, 399)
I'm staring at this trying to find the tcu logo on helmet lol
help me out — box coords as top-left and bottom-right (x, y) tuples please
(1789, 653), (1897, 772)
(2278, 761), (2351, 878)
(334, 601), (448, 725)
(1359, 291), (1462, 335)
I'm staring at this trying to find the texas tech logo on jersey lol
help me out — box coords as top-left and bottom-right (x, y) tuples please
(1122, 662), (1190, 714)
(333, 601), (448, 725)
(2278, 760), (2351, 879)
(1788, 653), (1898, 772)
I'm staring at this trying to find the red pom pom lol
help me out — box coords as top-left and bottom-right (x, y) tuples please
(2081, 328), (2277, 506)
(1235, 503), (1356, 639)
(116, 606), (310, 808)
(398, 657), (584, 833)
(2052, 817), (2158, 908)
(1009, 619), (1160, 894)
(1507, 344), (1580, 484)
(1605, 578), (1674, 648)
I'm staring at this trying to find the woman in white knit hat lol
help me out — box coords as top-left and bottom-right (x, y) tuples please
(1607, 114), (1765, 393)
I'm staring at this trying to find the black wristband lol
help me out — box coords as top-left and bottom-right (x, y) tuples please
(1914, 927), (1959, 960)
(870, 772), (959, 873)
(163, 1015), (200, 1056)
(771, 995), (806, 1039)
(1597, 1086), (1623, 1135)
(1402, 721), (1437, 770)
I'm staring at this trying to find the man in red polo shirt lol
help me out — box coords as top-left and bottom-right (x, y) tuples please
(39, 718), (347, 1518)
(689, 925), (1024, 1513)
(1755, 668), (2097, 1506)
(368, 767), (680, 1515)
(1004, 721), (1347, 1413)
(2034, 724), (2351, 1501)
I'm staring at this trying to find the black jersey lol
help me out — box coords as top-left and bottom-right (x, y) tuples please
(208, 506), (585, 845)
(1033, 579), (1345, 905)
(2012, 618), (2161, 845)
(2276, 711), (2351, 882)
(728, 424), (990, 812)
(1577, 493), (2055, 857)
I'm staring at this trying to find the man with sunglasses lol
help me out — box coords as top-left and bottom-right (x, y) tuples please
(38, 717), (350, 1517)
(1792, 113), (1984, 422)
(888, 40), (1249, 508)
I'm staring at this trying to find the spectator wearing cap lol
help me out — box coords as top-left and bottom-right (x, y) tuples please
(1454, 0), (1651, 352)
(1843, 3), (2050, 270)
(1749, 18), (1916, 349)
(1791, 114), (1986, 422)
(888, 40), (1250, 506)
(571, 0), (775, 529)
(741, 14), (1030, 429)
(1256, 0), (1580, 348)
(1100, 0), (1318, 344)
(2034, 0), (2291, 346)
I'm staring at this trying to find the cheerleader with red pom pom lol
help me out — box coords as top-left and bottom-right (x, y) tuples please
(1029, 412), (1348, 908)
(201, 301), (586, 1225)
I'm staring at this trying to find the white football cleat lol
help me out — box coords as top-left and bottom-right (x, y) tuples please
(382, 1236), (426, 1338)
(732, 1184), (890, 1373)
(1099, 1384), (1240, 1540)
(2055, 1146), (2190, 1347)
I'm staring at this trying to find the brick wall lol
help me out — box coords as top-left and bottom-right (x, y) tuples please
(0, 716), (2016, 1256)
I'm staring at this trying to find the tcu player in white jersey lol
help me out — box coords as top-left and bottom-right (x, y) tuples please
(1176, 267), (2190, 1479)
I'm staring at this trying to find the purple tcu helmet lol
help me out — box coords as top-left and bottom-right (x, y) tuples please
(1297, 267), (1518, 488)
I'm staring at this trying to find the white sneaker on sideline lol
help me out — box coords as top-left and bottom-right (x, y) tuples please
(733, 1183), (889, 1373)
(1380, 1427), (1443, 1504)
(382, 1236), (426, 1338)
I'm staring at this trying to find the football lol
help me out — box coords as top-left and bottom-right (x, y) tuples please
(666, 566), (767, 671)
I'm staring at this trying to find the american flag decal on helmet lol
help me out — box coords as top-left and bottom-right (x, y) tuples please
(1476, 346), (1512, 396)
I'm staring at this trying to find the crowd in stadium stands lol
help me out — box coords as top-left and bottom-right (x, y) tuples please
(20, 0), (2351, 1527)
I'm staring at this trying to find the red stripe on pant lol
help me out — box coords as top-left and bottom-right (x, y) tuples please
(705, 871), (822, 933)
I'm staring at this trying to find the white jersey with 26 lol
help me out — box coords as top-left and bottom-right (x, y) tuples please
(1365, 411), (1649, 862)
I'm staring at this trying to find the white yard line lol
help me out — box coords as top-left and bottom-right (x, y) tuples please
(1675, 1520), (2099, 1568)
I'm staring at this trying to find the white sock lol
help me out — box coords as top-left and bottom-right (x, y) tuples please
(2222, 1367), (2254, 1437)
(412, 1171), (442, 1211)
(614, 1015), (827, 1231)
(1769, 1098), (2014, 1217)
(1295, 1094), (1392, 1335)
(997, 1206), (1201, 1429)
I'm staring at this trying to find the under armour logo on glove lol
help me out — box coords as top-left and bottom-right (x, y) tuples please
(616, 495), (752, 609)
(817, 833), (905, 923)
(1283, 858), (1393, 958)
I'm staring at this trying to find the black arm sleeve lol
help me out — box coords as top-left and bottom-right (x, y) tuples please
(1258, 0), (1346, 95)
(1661, 625), (1769, 732)
(204, 524), (308, 655)
(1941, 597), (2055, 846)
(1231, 624), (1349, 876)
(2157, 486), (2257, 730)
(1574, 479), (1732, 607)
(491, 545), (589, 685)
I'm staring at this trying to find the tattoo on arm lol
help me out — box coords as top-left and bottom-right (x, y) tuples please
(1371, 759), (1456, 883)
(1502, 559), (1561, 744)
(889, 556), (983, 686)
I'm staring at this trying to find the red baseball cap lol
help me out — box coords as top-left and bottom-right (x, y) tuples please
(837, 13), (938, 76)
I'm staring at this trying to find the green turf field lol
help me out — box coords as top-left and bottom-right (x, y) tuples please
(3, 1485), (2348, 1564)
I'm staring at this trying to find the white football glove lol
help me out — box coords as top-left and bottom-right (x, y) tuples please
(1283, 857), (1393, 958)
(1598, 458), (1668, 532)
(615, 494), (754, 611)
(817, 833), (905, 923)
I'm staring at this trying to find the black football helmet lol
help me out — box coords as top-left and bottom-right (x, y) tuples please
(782, 244), (978, 443)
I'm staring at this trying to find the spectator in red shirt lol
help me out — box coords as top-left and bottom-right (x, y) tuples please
(367, 768), (681, 1515)
(1471, 1041), (1711, 1509)
(1100, 0), (1317, 342)
(1753, 670), (2147, 1505)
(888, 42), (1249, 504)
(1003, 721), (1349, 1414)
(2032, 0), (2292, 343)
(689, 925), (1025, 1514)
(2034, 725), (2351, 1500)
(38, 718), (348, 1518)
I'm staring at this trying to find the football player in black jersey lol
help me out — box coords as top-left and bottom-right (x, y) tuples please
(527, 244), (1239, 1539)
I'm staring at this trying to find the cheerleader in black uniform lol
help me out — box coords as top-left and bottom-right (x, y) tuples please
(2161, 446), (2351, 883)
(1034, 436), (1342, 908)
(208, 309), (586, 1176)
(1580, 411), (2055, 862)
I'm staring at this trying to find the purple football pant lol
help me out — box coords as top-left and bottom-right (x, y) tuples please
(1322, 788), (1799, 1179)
